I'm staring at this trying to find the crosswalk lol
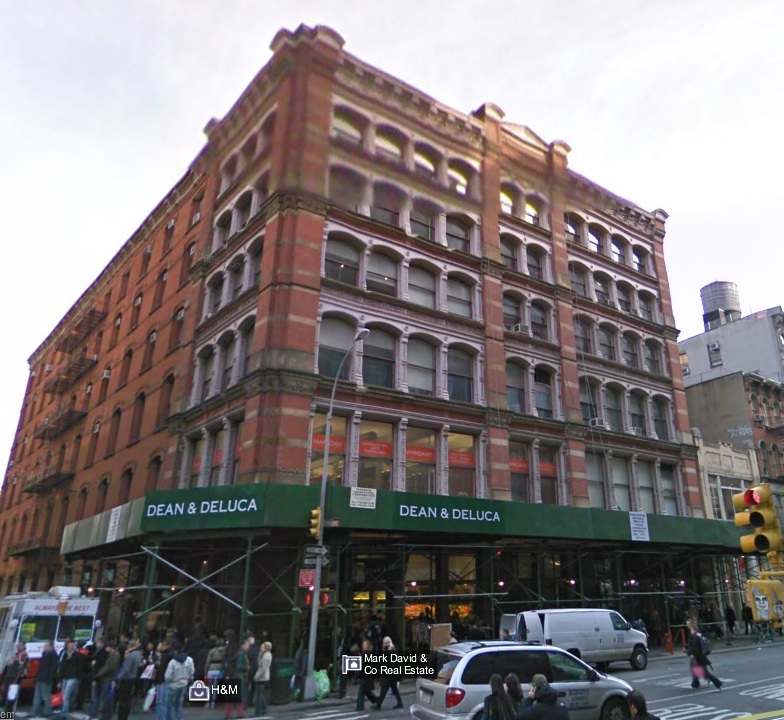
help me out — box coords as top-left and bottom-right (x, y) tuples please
(293, 710), (370, 720)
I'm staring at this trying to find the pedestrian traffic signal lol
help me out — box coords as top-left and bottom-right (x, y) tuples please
(733, 484), (782, 555)
(308, 507), (322, 539)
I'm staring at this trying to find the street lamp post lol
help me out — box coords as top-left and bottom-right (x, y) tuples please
(303, 327), (369, 701)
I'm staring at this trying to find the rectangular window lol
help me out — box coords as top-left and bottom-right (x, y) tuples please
(190, 437), (203, 486)
(617, 287), (632, 312)
(408, 339), (435, 396)
(637, 460), (655, 513)
(410, 211), (434, 241)
(448, 349), (473, 403)
(447, 279), (472, 318)
(527, 252), (544, 280)
(538, 446), (558, 505)
(653, 401), (669, 440)
(585, 451), (605, 508)
(448, 433), (475, 497)
(310, 414), (347, 486)
(659, 464), (679, 516)
(509, 441), (529, 502)
(534, 369), (553, 419)
(445, 219), (469, 253)
(622, 336), (638, 367)
(707, 343), (722, 368)
(598, 328), (615, 360)
(611, 456), (631, 511)
(645, 344), (662, 374)
(408, 267), (436, 309)
(595, 278), (611, 304)
(605, 389), (623, 432)
(370, 206), (399, 226)
(629, 394), (646, 433)
(406, 426), (437, 494)
(357, 420), (394, 491)
(211, 430), (225, 486)
(570, 268), (587, 297)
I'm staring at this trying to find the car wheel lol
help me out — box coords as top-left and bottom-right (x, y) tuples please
(601, 696), (631, 720)
(630, 645), (648, 670)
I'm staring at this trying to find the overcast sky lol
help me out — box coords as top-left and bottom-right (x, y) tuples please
(2, 0), (782, 464)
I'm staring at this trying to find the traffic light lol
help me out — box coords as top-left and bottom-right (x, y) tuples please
(308, 507), (322, 540)
(733, 484), (782, 555)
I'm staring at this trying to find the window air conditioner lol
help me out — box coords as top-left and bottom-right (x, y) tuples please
(589, 418), (606, 428)
(754, 414), (766, 424)
(162, 271), (168, 281)
(93, 422), (101, 434)
(176, 309), (185, 321)
(115, 316), (122, 327)
(191, 212), (201, 225)
(632, 427), (645, 436)
(144, 244), (153, 255)
(513, 323), (529, 334)
(150, 332), (157, 343)
(682, 367), (691, 375)
(167, 219), (176, 230)
(102, 370), (111, 380)
(45, 365), (53, 373)
(134, 297), (143, 307)
(707, 342), (720, 351)
(85, 383), (92, 395)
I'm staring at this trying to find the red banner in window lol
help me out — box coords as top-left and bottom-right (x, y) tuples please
(406, 445), (436, 463)
(539, 461), (557, 476)
(312, 434), (346, 453)
(359, 440), (393, 458)
(448, 450), (475, 467)
(510, 457), (529, 473)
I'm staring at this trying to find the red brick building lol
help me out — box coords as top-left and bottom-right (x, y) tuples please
(1, 25), (738, 653)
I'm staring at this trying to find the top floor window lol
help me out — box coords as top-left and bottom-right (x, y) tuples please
(588, 229), (603, 254)
(632, 248), (647, 273)
(564, 213), (580, 243)
(524, 201), (540, 226)
(611, 237), (626, 264)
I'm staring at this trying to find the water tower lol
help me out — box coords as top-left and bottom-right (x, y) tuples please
(700, 281), (742, 331)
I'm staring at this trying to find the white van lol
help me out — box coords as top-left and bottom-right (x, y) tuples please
(499, 608), (648, 671)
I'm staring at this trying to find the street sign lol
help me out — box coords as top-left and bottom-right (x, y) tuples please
(305, 546), (329, 556)
(303, 556), (330, 568)
(298, 569), (316, 588)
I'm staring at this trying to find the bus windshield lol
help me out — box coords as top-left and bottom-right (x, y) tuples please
(57, 615), (94, 643)
(19, 615), (58, 643)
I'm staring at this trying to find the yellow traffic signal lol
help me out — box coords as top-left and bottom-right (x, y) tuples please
(308, 507), (322, 540)
(733, 484), (783, 555)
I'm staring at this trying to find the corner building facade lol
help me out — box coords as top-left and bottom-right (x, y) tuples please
(2, 25), (741, 660)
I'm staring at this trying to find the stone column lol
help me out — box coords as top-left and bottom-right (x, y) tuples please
(353, 327), (366, 386)
(438, 425), (450, 495)
(198, 428), (211, 488)
(623, 389), (633, 433)
(190, 358), (204, 407)
(212, 346), (226, 395)
(629, 454), (641, 511)
(359, 179), (373, 216)
(519, 244), (529, 275)
(178, 437), (192, 489)
(347, 411), (362, 487)
(437, 212), (447, 245)
(477, 431), (488, 498)
(653, 458), (664, 514)
(394, 419), (408, 492)
(399, 335), (409, 393)
(440, 346), (450, 400)
(400, 195), (413, 234)
(604, 450), (616, 510)
(362, 122), (376, 155)
(531, 439), (542, 503)
(645, 397), (656, 438)
(475, 282), (484, 324)
(219, 418), (234, 486)
(476, 352), (486, 406)
(403, 137), (415, 172)
(554, 371), (564, 420)
(400, 259), (410, 301)
(438, 270), (448, 311)
(437, 157), (449, 187)
(528, 366), (539, 417)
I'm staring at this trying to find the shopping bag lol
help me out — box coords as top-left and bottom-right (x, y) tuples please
(692, 664), (706, 679)
(51, 691), (64, 709)
(143, 686), (157, 711)
(7, 683), (19, 702)
(141, 663), (156, 680)
(314, 669), (331, 701)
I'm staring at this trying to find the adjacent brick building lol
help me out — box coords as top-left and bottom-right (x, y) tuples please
(1, 24), (739, 654)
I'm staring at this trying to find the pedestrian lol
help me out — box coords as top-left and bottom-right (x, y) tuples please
(95, 639), (121, 720)
(164, 642), (194, 720)
(114, 639), (144, 720)
(355, 639), (380, 711)
(205, 638), (226, 709)
(517, 674), (570, 719)
(3, 641), (28, 713)
(153, 639), (173, 720)
(56, 638), (84, 717)
(687, 624), (722, 691)
(481, 673), (517, 720)
(724, 605), (736, 638)
(31, 640), (59, 719)
(504, 673), (524, 714)
(336, 630), (351, 699)
(375, 636), (403, 710)
(742, 604), (754, 634)
(221, 630), (247, 719)
(627, 690), (660, 719)
(253, 641), (272, 716)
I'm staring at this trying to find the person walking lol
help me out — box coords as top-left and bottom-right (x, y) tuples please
(221, 631), (247, 720)
(504, 673), (524, 715)
(742, 604), (754, 635)
(56, 638), (84, 717)
(164, 643), (194, 720)
(627, 690), (661, 719)
(205, 638), (226, 709)
(724, 605), (736, 640)
(114, 640), (144, 720)
(517, 674), (570, 719)
(375, 636), (403, 710)
(153, 639), (173, 720)
(355, 639), (380, 712)
(3, 641), (28, 713)
(480, 673), (517, 720)
(687, 624), (722, 691)
(253, 641), (272, 716)
(31, 640), (59, 719)
(94, 639), (120, 720)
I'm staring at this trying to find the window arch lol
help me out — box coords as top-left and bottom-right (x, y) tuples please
(129, 393), (145, 444)
(506, 361), (527, 414)
(228, 255), (246, 301)
(616, 282), (633, 313)
(180, 243), (196, 286)
(632, 247), (649, 274)
(502, 293), (522, 330)
(604, 385), (624, 432)
(146, 456), (163, 494)
(637, 292), (655, 321)
(324, 234), (361, 285)
(318, 317), (357, 380)
(131, 294), (143, 328)
(564, 212), (582, 243)
(110, 313), (122, 348)
(500, 235), (519, 271)
(447, 346), (474, 403)
(644, 340), (663, 374)
(446, 275), (473, 318)
(197, 345), (216, 402)
(622, 332), (640, 367)
(363, 328), (395, 388)
(652, 397), (670, 441)
(447, 160), (473, 197)
(71, 435), (82, 473)
(157, 375), (175, 426)
(594, 273), (612, 305)
(220, 333), (238, 391)
(94, 478), (109, 515)
(525, 199), (542, 227)
(366, 251), (398, 297)
(119, 349), (133, 387)
(214, 210), (233, 247)
(407, 337), (436, 396)
(500, 183), (523, 216)
(234, 190), (253, 231)
(588, 225), (605, 254)
(206, 272), (225, 314)
(533, 366), (554, 418)
(142, 330), (157, 371)
(153, 269), (168, 309)
(408, 264), (437, 309)
(530, 302), (549, 341)
(527, 246), (546, 281)
(169, 307), (185, 352)
(76, 488), (88, 521)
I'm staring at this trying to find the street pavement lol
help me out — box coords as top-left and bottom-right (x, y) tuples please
(13, 635), (784, 720)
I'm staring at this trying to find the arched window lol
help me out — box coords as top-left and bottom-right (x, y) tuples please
(324, 237), (360, 285)
(110, 314), (122, 348)
(588, 227), (604, 254)
(71, 435), (82, 473)
(564, 213), (581, 243)
(118, 469), (133, 506)
(375, 128), (403, 163)
(622, 334), (639, 367)
(222, 335), (238, 391)
(447, 277), (472, 318)
(234, 191), (253, 231)
(157, 375), (175, 426)
(447, 347), (473, 403)
(371, 184), (404, 226)
(86, 423), (100, 466)
(363, 329), (395, 388)
(652, 398), (670, 440)
(410, 200), (437, 241)
(604, 387), (623, 432)
(617, 283), (633, 313)
(119, 350), (133, 387)
(332, 108), (363, 145)
(534, 368), (553, 418)
(530, 303), (548, 341)
(445, 217), (470, 253)
(131, 294), (143, 329)
(629, 392), (646, 434)
(229, 256), (246, 300)
(214, 211), (232, 247)
(611, 236), (627, 264)
(524, 201), (541, 227)
(569, 263), (587, 297)
(408, 339), (435, 396)
(318, 317), (355, 380)
(106, 410), (121, 456)
(146, 457), (163, 494)
(760, 442), (770, 476)
(95, 478), (109, 515)
(408, 266), (436, 309)
(632, 248), (647, 273)
(500, 237), (518, 270)
(574, 317), (592, 354)
(153, 269), (168, 309)
(594, 275), (612, 305)
(180, 243), (196, 286)
(207, 273), (225, 314)
(169, 307), (185, 352)
(142, 331), (157, 372)
(638, 293), (654, 321)
(644, 341), (662, 374)
(597, 326), (616, 360)
(76, 488), (88, 521)
(579, 378), (599, 424)
(328, 167), (365, 212)
(366, 253), (398, 297)
(199, 348), (216, 402)
(506, 363), (526, 414)
(129, 394), (145, 444)
(503, 295), (522, 330)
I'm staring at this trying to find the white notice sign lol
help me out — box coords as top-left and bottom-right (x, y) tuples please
(106, 506), (122, 543)
(350, 487), (377, 510)
(629, 511), (650, 542)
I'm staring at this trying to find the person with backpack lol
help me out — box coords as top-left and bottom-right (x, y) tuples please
(204, 638), (225, 709)
(164, 642), (194, 720)
(687, 623), (722, 691)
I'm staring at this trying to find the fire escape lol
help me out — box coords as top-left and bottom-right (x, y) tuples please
(11, 307), (106, 559)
